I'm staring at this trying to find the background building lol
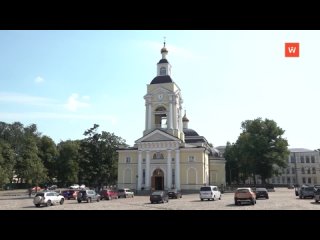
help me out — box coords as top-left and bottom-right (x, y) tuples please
(117, 43), (225, 192)
(270, 148), (320, 186)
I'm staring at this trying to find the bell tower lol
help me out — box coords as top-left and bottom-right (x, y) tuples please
(143, 40), (185, 142)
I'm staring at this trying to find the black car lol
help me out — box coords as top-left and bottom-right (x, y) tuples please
(255, 188), (269, 199)
(168, 189), (182, 199)
(150, 191), (169, 204)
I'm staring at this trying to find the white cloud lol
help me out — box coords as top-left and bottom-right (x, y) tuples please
(82, 95), (90, 100)
(34, 76), (44, 83)
(64, 93), (90, 112)
(0, 92), (56, 106)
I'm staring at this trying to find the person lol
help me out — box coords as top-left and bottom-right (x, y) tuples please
(28, 188), (32, 198)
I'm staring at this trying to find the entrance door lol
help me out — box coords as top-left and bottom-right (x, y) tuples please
(151, 169), (164, 190)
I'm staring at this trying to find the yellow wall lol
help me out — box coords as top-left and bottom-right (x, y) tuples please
(117, 150), (138, 189)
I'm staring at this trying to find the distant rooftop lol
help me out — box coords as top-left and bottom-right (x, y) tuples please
(289, 148), (315, 152)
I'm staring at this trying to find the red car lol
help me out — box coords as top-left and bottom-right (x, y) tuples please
(32, 186), (42, 192)
(100, 189), (118, 200)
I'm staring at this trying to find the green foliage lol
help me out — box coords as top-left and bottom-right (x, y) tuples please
(224, 118), (289, 184)
(79, 124), (127, 187)
(56, 140), (80, 187)
(0, 140), (15, 187)
(37, 136), (58, 182)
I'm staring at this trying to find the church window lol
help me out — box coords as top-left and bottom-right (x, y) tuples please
(188, 156), (195, 162)
(143, 158), (146, 163)
(160, 67), (166, 75)
(153, 152), (164, 159)
(172, 169), (175, 185)
(126, 157), (131, 163)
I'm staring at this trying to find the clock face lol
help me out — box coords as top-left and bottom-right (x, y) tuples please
(158, 94), (163, 100)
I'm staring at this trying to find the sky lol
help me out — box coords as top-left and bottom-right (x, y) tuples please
(0, 30), (319, 150)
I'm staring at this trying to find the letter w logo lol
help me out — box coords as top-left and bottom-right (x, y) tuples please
(285, 43), (299, 57)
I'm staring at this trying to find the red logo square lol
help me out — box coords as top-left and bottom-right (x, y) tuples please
(285, 43), (299, 57)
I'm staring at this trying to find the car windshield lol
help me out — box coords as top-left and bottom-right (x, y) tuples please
(256, 188), (267, 192)
(237, 189), (249, 193)
(152, 191), (163, 195)
(200, 187), (211, 191)
(303, 187), (314, 191)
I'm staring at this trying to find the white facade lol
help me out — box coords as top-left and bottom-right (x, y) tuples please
(269, 148), (320, 185)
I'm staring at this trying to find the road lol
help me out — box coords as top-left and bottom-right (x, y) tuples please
(0, 188), (319, 210)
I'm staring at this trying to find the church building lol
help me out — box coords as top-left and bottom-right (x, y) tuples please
(117, 42), (225, 192)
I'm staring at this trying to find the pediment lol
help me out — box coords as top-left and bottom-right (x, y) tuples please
(135, 129), (180, 143)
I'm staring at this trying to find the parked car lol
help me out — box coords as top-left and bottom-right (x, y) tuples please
(234, 188), (256, 205)
(299, 185), (315, 199)
(199, 186), (221, 201)
(62, 189), (79, 200)
(100, 189), (118, 200)
(69, 184), (80, 189)
(118, 188), (134, 198)
(33, 191), (64, 207)
(150, 191), (169, 204)
(168, 189), (182, 199)
(255, 188), (269, 199)
(314, 188), (320, 203)
(77, 190), (100, 203)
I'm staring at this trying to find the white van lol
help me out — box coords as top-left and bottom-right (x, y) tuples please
(200, 186), (221, 201)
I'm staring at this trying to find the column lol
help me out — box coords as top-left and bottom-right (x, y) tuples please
(175, 149), (180, 190)
(148, 103), (152, 130)
(167, 150), (172, 190)
(145, 103), (148, 130)
(179, 106), (183, 132)
(146, 151), (150, 190)
(168, 98), (173, 129)
(137, 151), (142, 190)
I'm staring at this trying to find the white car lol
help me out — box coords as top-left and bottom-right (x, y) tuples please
(118, 188), (134, 198)
(69, 184), (80, 189)
(33, 191), (65, 207)
(199, 185), (221, 201)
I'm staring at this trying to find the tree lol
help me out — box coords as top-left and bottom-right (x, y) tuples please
(239, 118), (289, 183)
(0, 140), (15, 188)
(38, 136), (58, 183)
(56, 140), (80, 187)
(17, 136), (47, 186)
(78, 124), (127, 188)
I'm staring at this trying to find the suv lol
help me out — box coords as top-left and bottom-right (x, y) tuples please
(33, 191), (65, 207)
(299, 185), (315, 199)
(118, 188), (134, 198)
(77, 190), (100, 203)
(199, 186), (221, 201)
(234, 188), (256, 205)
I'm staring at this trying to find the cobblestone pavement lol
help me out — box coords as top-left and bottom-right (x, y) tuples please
(0, 188), (319, 210)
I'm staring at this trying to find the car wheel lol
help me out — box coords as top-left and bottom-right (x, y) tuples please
(47, 200), (52, 207)
(60, 198), (64, 205)
(87, 198), (92, 203)
(201, 198), (204, 201)
(35, 204), (40, 208)
(219, 195), (221, 200)
(97, 198), (100, 202)
(78, 199), (81, 203)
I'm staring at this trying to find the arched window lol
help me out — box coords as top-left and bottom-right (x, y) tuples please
(160, 67), (166, 75)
